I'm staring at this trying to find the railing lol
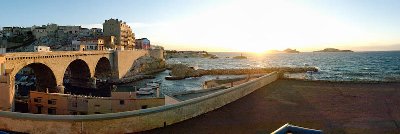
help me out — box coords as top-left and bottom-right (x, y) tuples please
(4, 51), (113, 61)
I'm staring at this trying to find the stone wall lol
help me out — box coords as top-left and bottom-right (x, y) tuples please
(0, 75), (12, 111)
(149, 49), (164, 60)
(0, 72), (278, 133)
(164, 95), (180, 105)
(113, 50), (148, 79)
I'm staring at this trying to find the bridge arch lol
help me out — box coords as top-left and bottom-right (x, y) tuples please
(13, 63), (58, 92)
(94, 57), (112, 80)
(13, 63), (58, 112)
(63, 59), (91, 88)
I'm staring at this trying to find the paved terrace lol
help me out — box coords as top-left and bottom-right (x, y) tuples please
(142, 79), (400, 134)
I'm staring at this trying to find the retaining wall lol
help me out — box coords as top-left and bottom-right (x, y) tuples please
(114, 50), (148, 79)
(0, 72), (278, 133)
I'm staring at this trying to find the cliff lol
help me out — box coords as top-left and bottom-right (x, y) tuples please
(115, 56), (166, 83)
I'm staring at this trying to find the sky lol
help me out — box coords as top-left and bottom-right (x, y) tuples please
(1, 0), (400, 52)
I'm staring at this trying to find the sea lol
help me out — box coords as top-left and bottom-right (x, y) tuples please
(168, 51), (400, 82)
(123, 51), (400, 97)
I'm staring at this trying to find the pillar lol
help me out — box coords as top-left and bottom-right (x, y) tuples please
(90, 77), (97, 88)
(56, 85), (65, 94)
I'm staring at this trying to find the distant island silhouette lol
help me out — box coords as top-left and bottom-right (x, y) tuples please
(233, 53), (247, 59)
(268, 48), (300, 53)
(314, 48), (353, 52)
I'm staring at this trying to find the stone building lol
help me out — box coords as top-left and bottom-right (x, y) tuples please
(46, 24), (58, 34)
(2, 27), (13, 37)
(135, 38), (150, 49)
(59, 26), (81, 34)
(72, 38), (105, 51)
(11, 27), (23, 36)
(0, 53), (5, 76)
(28, 90), (164, 115)
(79, 28), (90, 37)
(90, 28), (103, 37)
(2, 27), (22, 37)
(32, 27), (48, 39)
(33, 46), (51, 52)
(103, 19), (135, 50)
(101, 36), (116, 49)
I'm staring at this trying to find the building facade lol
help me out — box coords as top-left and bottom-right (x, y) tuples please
(103, 19), (135, 50)
(29, 91), (164, 115)
(32, 27), (48, 39)
(33, 46), (51, 52)
(79, 28), (90, 37)
(2, 27), (15, 37)
(72, 38), (105, 51)
(90, 28), (103, 37)
(135, 38), (150, 49)
(0, 53), (5, 76)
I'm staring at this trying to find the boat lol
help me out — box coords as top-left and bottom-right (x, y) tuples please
(165, 76), (185, 80)
(138, 87), (153, 91)
(136, 90), (154, 95)
(146, 82), (160, 88)
(151, 79), (162, 84)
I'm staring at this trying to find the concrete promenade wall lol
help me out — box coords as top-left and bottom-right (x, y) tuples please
(0, 72), (278, 133)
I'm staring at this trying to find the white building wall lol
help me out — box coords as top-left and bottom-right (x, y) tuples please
(34, 46), (51, 52)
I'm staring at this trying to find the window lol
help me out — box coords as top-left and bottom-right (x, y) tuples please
(36, 105), (43, 114)
(95, 104), (100, 107)
(34, 97), (42, 103)
(72, 102), (77, 107)
(94, 112), (101, 114)
(48, 99), (56, 105)
(141, 105), (148, 109)
(120, 100), (125, 105)
(48, 108), (56, 115)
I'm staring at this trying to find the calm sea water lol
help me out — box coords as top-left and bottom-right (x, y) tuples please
(167, 51), (400, 82)
(121, 51), (400, 96)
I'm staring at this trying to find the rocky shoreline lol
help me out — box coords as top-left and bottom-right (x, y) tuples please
(167, 64), (318, 80)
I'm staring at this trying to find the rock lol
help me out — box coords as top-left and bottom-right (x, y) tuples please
(169, 64), (201, 79)
(125, 56), (166, 78)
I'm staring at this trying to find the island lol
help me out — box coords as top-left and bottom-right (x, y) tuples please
(314, 48), (353, 52)
(165, 50), (217, 59)
(233, 53), (247, 59)
(267, 48), (300, 53)
(283, 48), (300, 53)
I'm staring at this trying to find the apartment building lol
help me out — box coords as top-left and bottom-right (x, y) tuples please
(103, 19), (135, 50)
(135, 38), (151, 49)
(29, 91), (164, 115)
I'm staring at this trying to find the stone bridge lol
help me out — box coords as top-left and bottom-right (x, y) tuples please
(0, 50), (155, 111)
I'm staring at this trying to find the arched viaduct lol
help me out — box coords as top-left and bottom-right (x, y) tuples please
(0, 50), (151, 111)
